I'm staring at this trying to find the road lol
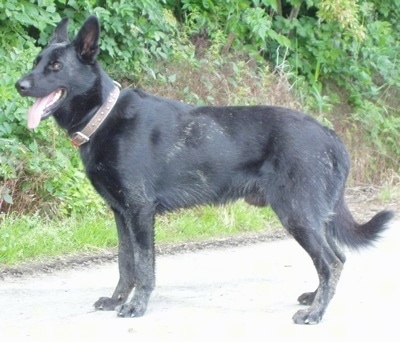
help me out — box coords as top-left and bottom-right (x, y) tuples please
(0, 219), (399, 341)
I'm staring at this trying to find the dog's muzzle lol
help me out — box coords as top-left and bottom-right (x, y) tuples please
(16, 78), (32, 96)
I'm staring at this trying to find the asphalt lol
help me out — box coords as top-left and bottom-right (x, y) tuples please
(0, 219), (399, 341)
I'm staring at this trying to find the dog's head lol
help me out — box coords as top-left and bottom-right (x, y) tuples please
(15, 15), (101, 129)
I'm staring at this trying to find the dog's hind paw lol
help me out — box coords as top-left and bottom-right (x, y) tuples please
(94, 297), (121, 311)
(292, 308), (323, 325)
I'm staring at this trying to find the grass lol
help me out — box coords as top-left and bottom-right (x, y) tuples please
(0, 212), (116, 265)
(156, 200), (278, 243)
(0, 201), (279, 266)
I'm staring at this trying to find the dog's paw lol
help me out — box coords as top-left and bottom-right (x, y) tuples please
(94, 297), (121, 311)
(116, 302), (147, 318)
(292, 308), (322, 325)
(297, 291), (316, 306)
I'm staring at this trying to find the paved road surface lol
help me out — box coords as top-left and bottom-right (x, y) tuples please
(0, 219), (399, 341)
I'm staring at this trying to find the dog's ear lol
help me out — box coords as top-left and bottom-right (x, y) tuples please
(50, 17), (70, 45)
(73, 15), (100, 64)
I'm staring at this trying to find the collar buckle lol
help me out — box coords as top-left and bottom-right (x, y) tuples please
(70, 131), (90, 147)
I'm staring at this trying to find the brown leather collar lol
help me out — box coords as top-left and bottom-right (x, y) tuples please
(70, 84), (120, 147)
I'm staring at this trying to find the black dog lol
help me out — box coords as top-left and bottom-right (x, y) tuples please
(16, 15), (394, 324)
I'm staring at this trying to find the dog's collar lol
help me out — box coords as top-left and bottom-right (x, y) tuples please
(70, 82), (121, 147)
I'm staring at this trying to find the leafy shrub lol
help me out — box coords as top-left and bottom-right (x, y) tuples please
(174, 0), (400, 180)
(90, 0), (181, 79)
(1, 0), (399, 217)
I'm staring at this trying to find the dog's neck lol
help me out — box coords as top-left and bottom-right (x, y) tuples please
(69, 81), (120, 147)
(54, 66), (119, 144)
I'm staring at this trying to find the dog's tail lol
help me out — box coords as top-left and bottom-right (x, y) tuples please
(329, 194), (395, 249)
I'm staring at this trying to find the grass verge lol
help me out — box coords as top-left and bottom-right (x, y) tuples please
(0, 212), (116, 265)
(0, 201), (279, 266)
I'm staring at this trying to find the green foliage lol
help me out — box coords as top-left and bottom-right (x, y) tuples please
(283, 3), (400, 165)
(91, 0), (181, 78)
(175, 0), (400, 172)
(1, 0), (399, 218)
(317, 0), (366, 39)
(179, 0), (291, 56)
(0, 1), (60, 214)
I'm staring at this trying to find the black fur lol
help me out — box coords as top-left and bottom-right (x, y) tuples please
(15, 16), (394, 324)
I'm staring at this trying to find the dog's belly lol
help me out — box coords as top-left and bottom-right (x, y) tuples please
(153, 165), (267, 213)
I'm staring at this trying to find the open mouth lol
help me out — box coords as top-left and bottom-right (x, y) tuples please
(27, 88), (67, 129)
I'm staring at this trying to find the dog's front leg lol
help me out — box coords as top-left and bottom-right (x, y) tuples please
(94, 209), (137, 311)
(114, 203), (156, 318)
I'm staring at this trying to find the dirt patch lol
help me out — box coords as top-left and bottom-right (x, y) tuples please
(1, 187), (398, 280)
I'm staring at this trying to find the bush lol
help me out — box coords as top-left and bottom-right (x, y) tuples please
(172, 0), (400, 181)
(1, 0), (399, 217)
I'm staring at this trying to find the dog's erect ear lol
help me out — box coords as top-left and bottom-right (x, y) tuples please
(50, 17), (70, 45)
(73, 15), (100, 64)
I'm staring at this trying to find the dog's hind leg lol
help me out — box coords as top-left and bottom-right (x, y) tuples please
(287, 220), (344, 324)
(94, 209), (137, 311)
(271, 196), (344, 325)
(296, 225), (346, 307)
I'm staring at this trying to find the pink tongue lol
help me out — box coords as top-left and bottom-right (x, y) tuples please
(27, 91), (57, 129)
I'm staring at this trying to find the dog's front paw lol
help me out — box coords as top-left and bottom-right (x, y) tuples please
(116, 301), (147, 318)
(292, 308), (322, 325)
(94, 297), (121, 311)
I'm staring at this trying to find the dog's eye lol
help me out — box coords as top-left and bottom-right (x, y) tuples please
(50, 62), (62, 71)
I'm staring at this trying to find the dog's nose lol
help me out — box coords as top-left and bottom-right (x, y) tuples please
(15, 78), (32, 95)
